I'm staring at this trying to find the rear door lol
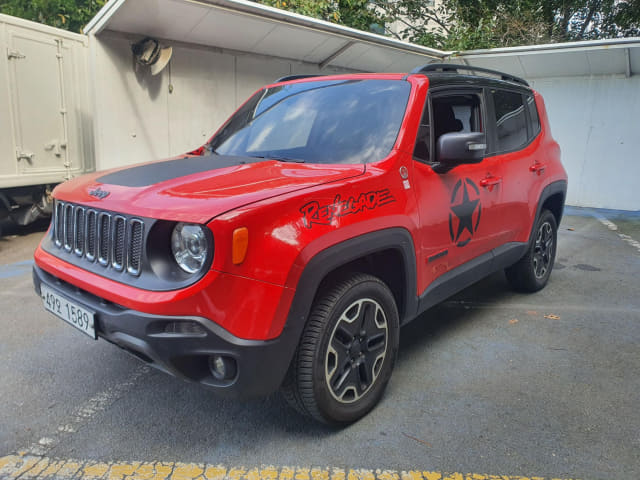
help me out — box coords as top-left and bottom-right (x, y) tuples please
(486, 88), (542, 243)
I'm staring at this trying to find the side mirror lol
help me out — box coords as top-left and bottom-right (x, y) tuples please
(435, 132), (486, 170)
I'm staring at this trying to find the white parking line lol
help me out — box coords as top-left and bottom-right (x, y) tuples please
(19, 365), (150, 456)
(592, 212), (640, 254)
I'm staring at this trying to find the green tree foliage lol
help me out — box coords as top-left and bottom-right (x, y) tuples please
(256, 0), (388, 32)
(2, 0), (637, 49)
(256, 0), (640, 50)
(381, 0), (640, 50)
(0, 0), (105, 33)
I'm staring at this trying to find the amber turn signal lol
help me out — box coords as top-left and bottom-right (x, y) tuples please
(232, 227), (249, 265)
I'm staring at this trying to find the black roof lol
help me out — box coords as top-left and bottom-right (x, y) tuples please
(275, 63), (532, 91)
(423, 72), (532, 92)
(411, 63), (529, 86)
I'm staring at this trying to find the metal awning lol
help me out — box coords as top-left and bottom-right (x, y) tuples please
(84, 0), (448, 72)
(453, 38), (640, 78)
(84, 0), (640, 78)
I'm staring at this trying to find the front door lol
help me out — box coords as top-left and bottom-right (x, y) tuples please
(411, 88), (504, 293)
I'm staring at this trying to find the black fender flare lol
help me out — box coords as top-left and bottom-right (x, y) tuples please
(274, 228), (418, 385)
(528, 180), (567, 245)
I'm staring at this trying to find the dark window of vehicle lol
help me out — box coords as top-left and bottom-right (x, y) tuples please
(491, 89), (528, 152)
(209, 79), (411, 164)
(525, 94), (541, 139)
(413, 100), (431, 162)
(420, 93), (482, 163)
(433, 94), (483, 140)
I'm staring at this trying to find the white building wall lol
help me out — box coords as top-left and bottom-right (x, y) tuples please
(530, 75), (640, 211)
(92, 32), (351, 171)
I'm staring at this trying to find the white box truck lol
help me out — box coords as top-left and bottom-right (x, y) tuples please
(0, 14), (92, 228)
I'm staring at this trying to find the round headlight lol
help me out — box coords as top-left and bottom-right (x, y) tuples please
(171, 223), (209, 273)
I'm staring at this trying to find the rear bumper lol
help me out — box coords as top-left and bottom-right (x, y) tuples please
(33, 265), (296, 398)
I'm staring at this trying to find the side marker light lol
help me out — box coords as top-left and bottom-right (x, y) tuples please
(232, 227), (249, 265)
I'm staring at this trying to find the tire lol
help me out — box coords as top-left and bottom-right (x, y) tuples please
(505, 209), (558, 292)
(281, 273), (399, 425)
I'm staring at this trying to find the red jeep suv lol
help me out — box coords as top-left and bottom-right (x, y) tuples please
(34, 64), (567, 424)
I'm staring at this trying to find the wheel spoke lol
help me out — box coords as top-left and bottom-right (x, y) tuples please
(358, 360), (372, 392)
(331, 356), (354, 394)
(366, 332), (386, 352)
(332, 324), (355, 350)
(533, 254), (542, 277)
(358, 301), (374, 331)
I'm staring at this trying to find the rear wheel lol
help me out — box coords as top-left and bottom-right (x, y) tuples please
(505, 209), (557, 292)
(282, 273), (399, 425)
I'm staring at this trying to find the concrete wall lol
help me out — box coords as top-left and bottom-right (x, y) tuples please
(91, 31), (352, 171)
(530, 75), (640, 211)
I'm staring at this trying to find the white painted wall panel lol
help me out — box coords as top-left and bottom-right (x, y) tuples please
(234, 55), (292, 103)
(531, 75), (640, 211)
(93, 32), (354, 171)
(93, 35), (170, 170)
(167, 46), (236, 154)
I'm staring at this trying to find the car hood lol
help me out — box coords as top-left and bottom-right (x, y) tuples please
(53, 154), (365, 224)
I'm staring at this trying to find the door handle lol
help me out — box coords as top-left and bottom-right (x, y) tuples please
(529, 162), (546, 175)
(480, 175), (502, 192)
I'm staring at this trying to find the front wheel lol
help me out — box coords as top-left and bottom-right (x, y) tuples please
(282, 273), (399, 425)
(505, 209), (558, 292)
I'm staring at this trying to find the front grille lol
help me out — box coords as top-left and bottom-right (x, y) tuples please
(52, 201), (144, 277)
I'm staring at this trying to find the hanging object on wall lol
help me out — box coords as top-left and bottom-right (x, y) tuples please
(131, 37), (173, 76)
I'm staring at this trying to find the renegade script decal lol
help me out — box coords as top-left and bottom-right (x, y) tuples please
(300, 189), (396, 229)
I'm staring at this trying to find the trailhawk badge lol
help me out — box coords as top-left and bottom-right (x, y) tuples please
(449, 178), (482, 247)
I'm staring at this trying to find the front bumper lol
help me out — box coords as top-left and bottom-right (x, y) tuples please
(33, 265), (296, 398)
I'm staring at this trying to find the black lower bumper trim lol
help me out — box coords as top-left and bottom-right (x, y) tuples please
(33, 265), (295, 398)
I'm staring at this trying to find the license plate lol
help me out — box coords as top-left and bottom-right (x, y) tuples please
(41, 284), (96, 339)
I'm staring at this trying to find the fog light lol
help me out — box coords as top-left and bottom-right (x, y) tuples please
(164, 321), (206, 336)
(209, 354), (237, 381)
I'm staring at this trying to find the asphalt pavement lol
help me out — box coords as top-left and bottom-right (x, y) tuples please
(0, 208), (638, 480)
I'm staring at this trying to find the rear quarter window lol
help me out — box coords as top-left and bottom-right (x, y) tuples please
(526, 94), (541, 138)
(491, 89), (528, 153)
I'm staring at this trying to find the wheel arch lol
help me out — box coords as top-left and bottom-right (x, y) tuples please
(529, 180), (567, 245)
(276, 228), (418, 387)
(290, 228), (418, 326)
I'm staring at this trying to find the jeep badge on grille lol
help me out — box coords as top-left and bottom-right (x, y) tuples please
(88, 187), (110, 199)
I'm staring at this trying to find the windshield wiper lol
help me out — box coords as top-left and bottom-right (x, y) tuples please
(248, 155), (305, 163)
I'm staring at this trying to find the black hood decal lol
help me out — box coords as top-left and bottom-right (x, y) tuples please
(96, 154), (265, 188)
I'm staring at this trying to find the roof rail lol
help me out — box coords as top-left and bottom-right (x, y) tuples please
(275, 74), (323, 83)
(410, 63), (529, 87)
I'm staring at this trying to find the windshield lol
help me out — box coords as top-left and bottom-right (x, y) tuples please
(209, 79), (411, 164)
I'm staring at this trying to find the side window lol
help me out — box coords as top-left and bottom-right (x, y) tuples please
(413, 93), (483, 163)
(414, 93), (483, 163)
(433, 94), (483, 142)
(413, 101), (431, 162)
(525, 94), (541, 138)
(491, 89), (527, 152)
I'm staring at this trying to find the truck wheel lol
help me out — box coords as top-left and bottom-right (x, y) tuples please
(282, 273), (399, 425)
(505, 209), (558, 292)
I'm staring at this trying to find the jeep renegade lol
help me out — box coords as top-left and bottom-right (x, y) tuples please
(34, 64), (568, 424)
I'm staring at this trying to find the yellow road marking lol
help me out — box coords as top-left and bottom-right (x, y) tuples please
(0, 455), (580, 480)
